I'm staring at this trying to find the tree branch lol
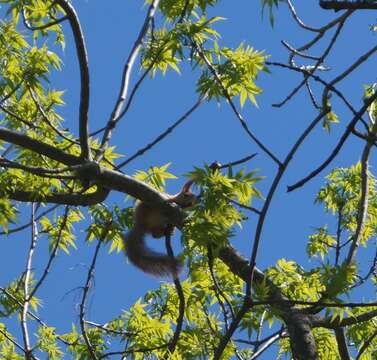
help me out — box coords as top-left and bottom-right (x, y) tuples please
(335, 328), (351, 360)
(164, 233), (185, 358)
(55, 0), (91, 160)
(97, 0), (161, 162)
(311, 309), (377, 328)
(288, 91), (377, 191)
(320, 1), (377, 10)
(0, 128), (82, 166)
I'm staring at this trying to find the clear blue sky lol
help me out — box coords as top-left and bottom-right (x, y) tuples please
(0, 0), (376, 355)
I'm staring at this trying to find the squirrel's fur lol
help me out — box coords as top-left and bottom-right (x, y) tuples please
(123, 181), (196, 277)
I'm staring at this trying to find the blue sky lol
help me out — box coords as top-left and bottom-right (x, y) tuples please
(0, 0), (376, 355)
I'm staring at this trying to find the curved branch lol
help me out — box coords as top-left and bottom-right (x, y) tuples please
(288, 91), (377, 191)
(22, 7), (68, 31)
(115, 95), (205, 170)
(55, 0), (91, 160)
(195, 44), (281, 166)
(97, 0), (161, 162)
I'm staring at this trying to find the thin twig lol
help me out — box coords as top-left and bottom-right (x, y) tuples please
(22, 7), (68, 31)
(218, 153), (257, 169)
(356, 330), (377, 360)
(115, 95), (205, 170)
(288, 91), (377, 192)
(28, 206), (70, 300)
(0, 204), (60, 236)
(79, 238), (102, 360)
(249, 330), (286, 360)
(274, 18), (347, 108)
(28, 88), (80, 145)
(0, 327), (27, 354)
(207, 246), (236, 324)
(84, 320), (135, 337)
(97, 0), (161, 162)
(247, 109), (329, 298)
(213, 301), (249, 360)
(195, 43), (282, 166)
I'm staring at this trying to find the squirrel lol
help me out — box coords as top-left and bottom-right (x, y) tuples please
(123, 180), (197, 277)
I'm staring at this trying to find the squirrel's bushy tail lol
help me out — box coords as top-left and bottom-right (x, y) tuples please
(123, 227), (182, 277)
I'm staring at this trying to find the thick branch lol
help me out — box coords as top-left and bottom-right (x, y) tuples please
(5, 187), (109, 206)
(320, 1), (377, 10)
(0, 128), (81, 166)
(311, 309), (377, 328)
(56, 0), (91, 160)
(218, 246), (318, 360)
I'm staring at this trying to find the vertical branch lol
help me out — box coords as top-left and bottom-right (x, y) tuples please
(79, 220), (112, 359)
(97, 0), (161, 162)
(28, 206), (70, 300)
(346, 110), (377, 264)
(334, 328), (351, 360)
(164, 233), (185, 358)
(335, 206), (343, 265)
(55, 0), (91, 160)
(80, 238), (102, 360)
(213, 301), (250, 360)
(21, 203), (38, 359)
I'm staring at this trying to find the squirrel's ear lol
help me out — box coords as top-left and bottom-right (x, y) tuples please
(181, 180), (194, 193)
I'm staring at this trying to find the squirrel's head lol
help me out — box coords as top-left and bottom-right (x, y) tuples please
(173, 180), (198, 208)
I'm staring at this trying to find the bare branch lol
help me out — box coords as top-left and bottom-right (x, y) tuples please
(195, 44), (282, 166)
(21, 203), (38, 359)
(311, 309), (377, 328)
(97, 0), (161, 162)
(217, 153), (257, 169)
(115, 95), (205, 170)
(164, 233), (185, 358)
(55, 0), (91, 160)
(28, 89), (80, 145)
(80, 238), (102, 360)
(28, 207), (70, 300)
(0, 127), (82, 166)
(335, 328), (351, 360)
(345, 125), (373, 264)
(0, 327), (27, 355)
(22, 7), (68, 31)
(249, 330), (286, 360)
(356, 330), (377, 360)
(274, 18), (348, 107)
(213, 301), (249, 360)
(320, 1), (377, 10)
(288, 91), (377, 191)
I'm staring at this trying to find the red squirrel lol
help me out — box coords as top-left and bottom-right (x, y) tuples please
(123, 181), (197, 277)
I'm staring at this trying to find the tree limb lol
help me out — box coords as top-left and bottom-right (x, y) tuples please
(55, 0), (91, 160)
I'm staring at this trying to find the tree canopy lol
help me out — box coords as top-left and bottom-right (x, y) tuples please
(0, 0), (376, 359)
